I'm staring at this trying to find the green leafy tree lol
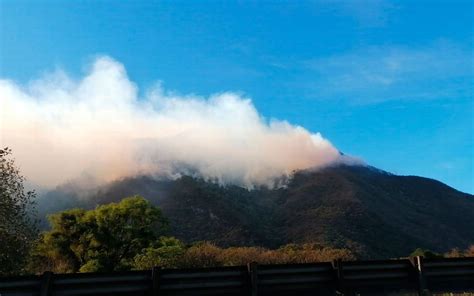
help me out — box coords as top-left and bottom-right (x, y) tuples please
(29, 208), (89, 273)
(30, 196), (168, 273)
(132, 236), (185, 269)
(0, 147), (38, 275)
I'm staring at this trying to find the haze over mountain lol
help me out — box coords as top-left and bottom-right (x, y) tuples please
(38, 164), (474, 259)
(8, 56), (471, 260)
(6, 58), (472, 259)
(2, 40), (472, 261)
(1, 1), (472, 276)
(1, 57), (359, 190)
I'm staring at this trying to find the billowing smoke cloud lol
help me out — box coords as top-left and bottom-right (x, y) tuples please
(0, 56), (358, 188)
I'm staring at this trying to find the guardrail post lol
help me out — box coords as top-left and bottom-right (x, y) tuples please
(414, 256), (431, 296)
(333, 259), (349, 296)
(151, 266), (161, 296)
(247, 262), (258, 296)
(332, 259), (340, 293)
(40, 271), (53, 296)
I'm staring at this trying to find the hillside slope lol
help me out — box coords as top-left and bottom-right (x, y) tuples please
(38, 165), (474, 258)
(276, 166), (474, 257)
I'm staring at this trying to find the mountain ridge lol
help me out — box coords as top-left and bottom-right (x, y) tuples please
(38, 164), (474, 259)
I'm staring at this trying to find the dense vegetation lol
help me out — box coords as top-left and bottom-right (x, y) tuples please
(11, 195), (474, 275)
(28, 196), (355, 273)
(1, 148), (473, 275)
(28, 196), (168, 273)
(39, 166), (474, 259)
(0, 148), (38, 275)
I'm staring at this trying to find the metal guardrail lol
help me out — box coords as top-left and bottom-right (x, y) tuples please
(0, 256), (473, 296)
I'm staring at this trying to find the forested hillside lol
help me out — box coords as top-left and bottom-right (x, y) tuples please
(39, 165), (474, 259)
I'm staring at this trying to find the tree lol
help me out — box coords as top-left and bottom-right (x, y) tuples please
(0, 147), (38, 275)
(410, 248), (443, 259)
(445, 245), (474, 258)
(132, 236), (186, 269)
(29, 196), (169, 273)
(179, 242), (223, 268)
(465, 245), (474, 257)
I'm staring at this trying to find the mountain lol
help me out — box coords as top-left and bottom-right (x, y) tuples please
(37, 165), (474, 259)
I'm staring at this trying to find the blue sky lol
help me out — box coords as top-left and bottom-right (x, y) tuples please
(1, 0), (473, 193)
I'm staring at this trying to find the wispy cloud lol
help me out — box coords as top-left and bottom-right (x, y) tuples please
(304, 40), (473, 103)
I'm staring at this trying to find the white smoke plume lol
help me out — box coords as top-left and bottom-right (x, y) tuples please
(0, 56), (357, 189)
